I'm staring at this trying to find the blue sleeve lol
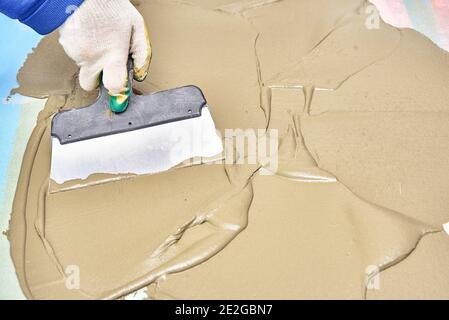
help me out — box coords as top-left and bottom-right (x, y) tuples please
(0, 0), (84, 35)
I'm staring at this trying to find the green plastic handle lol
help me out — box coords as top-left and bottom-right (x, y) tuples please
(106, 58), (133, 113)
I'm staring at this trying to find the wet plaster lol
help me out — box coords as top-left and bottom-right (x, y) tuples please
(7, 0), (449, 299)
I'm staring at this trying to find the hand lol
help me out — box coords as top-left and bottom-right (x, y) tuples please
(59, 0), (151, 112)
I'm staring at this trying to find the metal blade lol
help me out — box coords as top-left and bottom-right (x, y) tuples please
(50, 107), (223, 184)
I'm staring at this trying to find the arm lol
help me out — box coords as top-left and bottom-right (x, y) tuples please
(0, 0), (84, 35)
(0, 0), (152, 112)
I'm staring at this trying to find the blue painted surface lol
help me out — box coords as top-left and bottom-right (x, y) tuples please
(0, 15), (41, 206)
(403, 0), (441, 46)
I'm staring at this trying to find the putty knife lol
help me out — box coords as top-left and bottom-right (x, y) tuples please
(50, 65), (223, 184)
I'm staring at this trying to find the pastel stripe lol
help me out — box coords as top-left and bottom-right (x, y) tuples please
(0, 99), (45, 231)
(371, 0), (412, 28)
(0, 16), (41, 209)
(403, 0), (442, 46)
(0, 99), (44, 301)
(431, 0), (449, 50)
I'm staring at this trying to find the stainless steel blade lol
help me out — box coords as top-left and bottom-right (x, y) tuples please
(50, 107), (223, 184)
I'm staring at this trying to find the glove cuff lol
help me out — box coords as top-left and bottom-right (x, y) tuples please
(21, 0), (85, 35)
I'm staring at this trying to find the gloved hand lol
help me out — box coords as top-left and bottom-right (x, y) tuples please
(59, 0), (151, 113)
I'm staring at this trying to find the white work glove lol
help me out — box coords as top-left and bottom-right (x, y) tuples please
(59, 0), (151, 112)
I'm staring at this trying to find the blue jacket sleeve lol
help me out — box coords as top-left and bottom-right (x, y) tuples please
(0, 0), (84, 35)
